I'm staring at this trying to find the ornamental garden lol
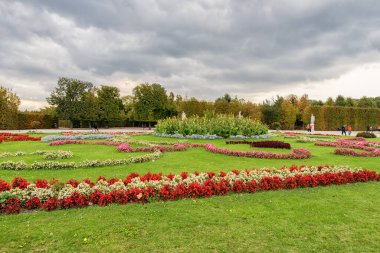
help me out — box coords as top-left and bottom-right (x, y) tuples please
(0, 116), (379, 252)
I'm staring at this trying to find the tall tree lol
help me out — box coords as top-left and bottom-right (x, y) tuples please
(82, 88), (100, 123)
(97, 85), (124, 123)
(335, 95), (346, 106)
(132, 83), (176, 122)
(0, 87), (20, 129)
(357, 96), (377, 108)
(280, 100), (297, 129)
(47, 77), (93, 124)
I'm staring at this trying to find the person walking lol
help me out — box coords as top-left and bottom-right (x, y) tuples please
(93, 122), (99, 132)
(347, 125), (352, 136)
(341, 125), (346, 136)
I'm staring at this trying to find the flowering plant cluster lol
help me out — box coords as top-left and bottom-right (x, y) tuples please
(43, 151), (73, 160)
(0, 150), (73, 160)
(153, 133), (223, 139)
(197, 143), (311, 159)
(0, 133), (41, 142)
(1, 165), (378, 214)
(49, 140), (121, 146)
(41, 134), (113, 142)
(226, 140), (291, 149)
(117, 143), (190, 153)
(0, 150), (162, 170)
(315, 138), (380, 157)
(230, 134), (271, 139)
(61, 131), (145, 136)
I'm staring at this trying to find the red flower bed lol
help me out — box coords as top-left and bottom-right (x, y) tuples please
(226, 140), (291, 149)
(0, 132), (41, 142)
(0, 165), (378, 215)
(199, 143), (310, 159)
(316, 138), (380, 157)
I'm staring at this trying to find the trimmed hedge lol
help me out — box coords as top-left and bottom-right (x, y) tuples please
(307, 106), (380, 131)
(17, 112), (58, 130)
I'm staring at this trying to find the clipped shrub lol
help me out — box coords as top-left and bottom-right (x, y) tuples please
(356, 132), (377, 138)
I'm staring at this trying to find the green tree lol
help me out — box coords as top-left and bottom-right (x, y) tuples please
(335, 95), (346, 106)
(47, 77), (93, 126)
(82, 88), (100, 123)
(325, 97), (334, 106)
(0, 87), (20, 129)
(132, 83), (177, 122)
(357, 96), (376, 108)
(97, 85), (124, 123)
(280, 100), (297, 129)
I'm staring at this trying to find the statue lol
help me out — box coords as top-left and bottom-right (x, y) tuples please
(310, 114), (315, 131)
(181, 111), (186, 121)
(238, 111), (242, 119)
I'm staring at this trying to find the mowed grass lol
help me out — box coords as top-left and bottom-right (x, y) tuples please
(0, 134), (379, 252)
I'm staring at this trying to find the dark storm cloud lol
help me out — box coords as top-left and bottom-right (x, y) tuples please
(1, 0), (380, 108)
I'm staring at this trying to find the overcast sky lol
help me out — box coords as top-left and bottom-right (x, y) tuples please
(1, 0), (380, 110)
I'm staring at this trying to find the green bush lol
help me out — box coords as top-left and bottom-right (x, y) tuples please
(356, 132), (377, 138)
(155, 115), (268, 138)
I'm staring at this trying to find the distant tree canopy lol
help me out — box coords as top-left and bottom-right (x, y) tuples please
(47, 77), (125, 126)
(0, 87), (20, 129)
(47, 77), (94, 122)
(3, 77), (380, 130)
(131, 83), (177, 122)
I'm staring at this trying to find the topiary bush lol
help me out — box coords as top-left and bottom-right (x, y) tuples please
(356, 132), (377, 138)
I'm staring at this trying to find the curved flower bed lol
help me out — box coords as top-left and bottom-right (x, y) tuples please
(0, 165), (378, 214)
(41, 134), (113, 142)
(226, 140), (291, 149)
(315, 138), (380, 157)
(117, 143), (190, 153)
(49, 140), (121, 146)
(197, 143), (311, 159)
(0, 133), (41, 142)
(0, 150), (162, 170)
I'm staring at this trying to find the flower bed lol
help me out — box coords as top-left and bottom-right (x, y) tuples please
(0, 150), (162, 170)
(315, 138), (380, 157)
(41, 134), (113, 142)
(0, 165), (378, 214)
(0, 133), (41, 142)
(226, 140), (291, 149)
(197, 143), (310, 159)
(117, 143), (190, 153)
(0, 150), (73, 160)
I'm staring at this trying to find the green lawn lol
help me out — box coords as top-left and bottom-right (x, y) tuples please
(0, 134), (379, 252)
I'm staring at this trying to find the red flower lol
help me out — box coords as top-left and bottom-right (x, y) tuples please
(0, 179), (11, 192)
(11, 177), (30, 190)
(216, 179), (230, 195)
(66, 178), (80, 187)
(3, 198), (21, 214)
(246, 180), (258, 193)
(232, 180), (246, 193)
(187, 182), (202, 198)
(42, 197), (59, 211)
(98, 194), (113, 206)
(25, 197), (41, 210)
(34, 179), (48, 188)
(90, 190), (103, 205)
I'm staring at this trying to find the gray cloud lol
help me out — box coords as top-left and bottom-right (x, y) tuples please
(1, 0), (380, 109)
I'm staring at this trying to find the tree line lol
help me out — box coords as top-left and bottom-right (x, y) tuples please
(1, 78), (379, 130)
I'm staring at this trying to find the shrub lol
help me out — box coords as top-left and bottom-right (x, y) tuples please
(156, 115), (268, 138)
(356, 132), (377, 138)
(250, 141), (291, 149)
